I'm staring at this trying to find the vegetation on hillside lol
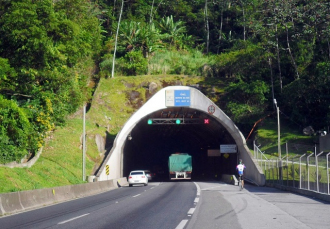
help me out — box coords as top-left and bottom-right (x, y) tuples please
(0, 1), (329, 173)
(0, 75), (202, 193)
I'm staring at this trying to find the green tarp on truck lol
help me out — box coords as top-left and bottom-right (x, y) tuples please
(168, 153), (192, 172)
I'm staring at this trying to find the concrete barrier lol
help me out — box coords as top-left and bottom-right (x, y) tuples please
(270, 184), (330, 203)
(221, 174), (237, 185)
(0, 177), (128, 216)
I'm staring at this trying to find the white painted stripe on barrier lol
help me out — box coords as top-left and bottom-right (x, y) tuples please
(132, 194), (141, 197)
(188, 208), (195, 215)
(194, 197), (199, 203)
(175, 219), (188, 229)
(58, 213), (90, 224)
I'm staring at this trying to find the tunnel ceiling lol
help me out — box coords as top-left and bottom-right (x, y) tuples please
(129, 107), (235, 151)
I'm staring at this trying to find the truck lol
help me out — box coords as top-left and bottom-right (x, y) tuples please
(168, 153), (192, 180)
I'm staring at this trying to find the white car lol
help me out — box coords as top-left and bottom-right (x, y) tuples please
(128, 170), (148, 187)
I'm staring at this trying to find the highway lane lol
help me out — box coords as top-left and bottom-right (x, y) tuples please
(187, 182), (330, 229)
(2, 180), (329, 229)
(0, 181), (197, 229)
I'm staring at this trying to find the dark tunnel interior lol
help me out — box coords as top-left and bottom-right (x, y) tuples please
(123, 108), (239, 181)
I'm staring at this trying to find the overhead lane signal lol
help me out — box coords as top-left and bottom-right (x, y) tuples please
(146, 118), (207, 125)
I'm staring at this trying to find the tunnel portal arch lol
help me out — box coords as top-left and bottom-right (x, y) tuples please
(96, 86), (265, 185)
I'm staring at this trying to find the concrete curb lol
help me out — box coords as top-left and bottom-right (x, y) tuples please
(0, 147), (43, 169)
(0, 177), (128, 216)
(269, 183), (330, 203)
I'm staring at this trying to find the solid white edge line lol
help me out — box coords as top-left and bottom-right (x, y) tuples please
(193, 182), (201, 196)
(132, 194), (141, 197)
(175, 219), (189, 229)
(58, 213), (90, 224)
(188, 208), (195, 215)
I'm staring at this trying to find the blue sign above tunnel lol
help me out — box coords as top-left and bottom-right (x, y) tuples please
(166, 89), (191, 107)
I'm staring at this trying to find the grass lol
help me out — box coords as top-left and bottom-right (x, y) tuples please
(0, 75), (203, 193)
(0, 74), (317, 193)
(254, 116), (315, 159)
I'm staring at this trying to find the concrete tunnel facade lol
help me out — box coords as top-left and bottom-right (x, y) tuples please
(95, 86), (266, 186)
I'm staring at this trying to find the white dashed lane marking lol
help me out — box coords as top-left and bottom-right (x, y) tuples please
(175, 182), (200, 229)
(188, 208), (195, 215)
(58, 213), (89, 224)
(175, 219), (188, 229)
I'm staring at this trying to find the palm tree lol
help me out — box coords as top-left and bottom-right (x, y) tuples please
(158, 15), (186, 48)
(119, 21), (162, 58)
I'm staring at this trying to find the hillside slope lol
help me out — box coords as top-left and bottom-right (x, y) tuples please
(0, 75), (314, 193)
(0, 75), (215, 193)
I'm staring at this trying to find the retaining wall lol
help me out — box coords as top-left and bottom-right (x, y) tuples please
(0, 177), (128, 216)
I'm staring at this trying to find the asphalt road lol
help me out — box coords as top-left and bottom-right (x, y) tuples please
(1, 181), (329, 229)
(0, 181), (197, 229)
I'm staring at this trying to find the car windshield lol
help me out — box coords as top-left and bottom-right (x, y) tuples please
(131, 172), (143, 175)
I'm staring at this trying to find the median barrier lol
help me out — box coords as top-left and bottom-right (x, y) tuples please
(0, 177), (127, 216)
(19, 188), (56, 212)
(114, 177), (128, 187)
(0, 192), (22, 215)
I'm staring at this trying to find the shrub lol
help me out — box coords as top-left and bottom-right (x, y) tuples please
(0, 96), (35, 163)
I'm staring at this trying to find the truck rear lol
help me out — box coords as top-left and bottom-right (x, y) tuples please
(168, 153), (192, 180)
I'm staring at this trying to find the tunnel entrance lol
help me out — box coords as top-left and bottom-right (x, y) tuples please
(96, 86), (265, 186)
(123, 108), (238, 181)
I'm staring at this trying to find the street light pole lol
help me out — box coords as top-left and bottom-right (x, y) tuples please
(274, 99), (282, 183)
(277, 105), (281, 158)
(82, 104), (86, 181)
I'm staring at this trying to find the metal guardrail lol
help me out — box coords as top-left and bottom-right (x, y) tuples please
(253, 142), (330, 195)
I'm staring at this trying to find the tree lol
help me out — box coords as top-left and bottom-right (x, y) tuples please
(158, 15), (187, 48)
(224, 79), (270, 126)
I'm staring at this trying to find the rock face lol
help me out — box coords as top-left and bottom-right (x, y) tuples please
(95, 134), (105, 153)
(148, 82), (158, 94)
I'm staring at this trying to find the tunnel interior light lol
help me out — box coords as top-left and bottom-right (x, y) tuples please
(147, 119), (153, 125)
(176, 119), (181, 124)
(204, 119), (209, 124)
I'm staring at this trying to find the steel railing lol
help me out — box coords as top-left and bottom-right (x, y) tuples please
(253, 141), (330, 195)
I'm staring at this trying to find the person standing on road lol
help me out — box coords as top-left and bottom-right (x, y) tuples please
(236, 159), (246, 188)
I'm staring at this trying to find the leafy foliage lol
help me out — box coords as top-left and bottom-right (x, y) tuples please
(0, 0), (102, 162)
(117, 50), (148, 75)
(0, 96), (36, 163)
(1, 0), (330, 166)
(224, 80), (270, 123)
